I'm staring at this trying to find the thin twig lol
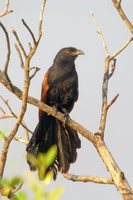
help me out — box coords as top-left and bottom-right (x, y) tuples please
(90, 12), (109, 56)
(107, 94), (119, 109)
(0, 106), (6, 114)
(38, 0), (47, 41)
(15, 136), (29, 145)
(112, 0), (133, 34)
(30, 67), (40, 80)
(0, 22), (11, 75)
(111, 37), (133, 59)
(0, 0), (13, 17)
(12, 28), (27, 58)
(22, 19), (36, 45)
(15, 44), (24, 68)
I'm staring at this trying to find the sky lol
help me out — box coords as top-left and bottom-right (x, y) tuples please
(0, 0), (133, 199)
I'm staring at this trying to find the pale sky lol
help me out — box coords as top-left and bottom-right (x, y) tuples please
(0, 0), (133, 199)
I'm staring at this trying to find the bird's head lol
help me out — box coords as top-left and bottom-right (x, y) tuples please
(54, 47), (84, 65)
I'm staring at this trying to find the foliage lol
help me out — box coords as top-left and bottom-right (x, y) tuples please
(0, 145), (63, 200)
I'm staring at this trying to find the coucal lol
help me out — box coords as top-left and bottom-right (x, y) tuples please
(26, 47), (84, 179)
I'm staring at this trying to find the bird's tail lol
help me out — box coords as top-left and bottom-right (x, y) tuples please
(26, 115), (57, 171)
(26, 116), (81, 179)
(57, 120), (81, 173)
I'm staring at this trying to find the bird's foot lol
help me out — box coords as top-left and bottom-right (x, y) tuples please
(52, 105), (58, 114)
(62, 108), (69, 127)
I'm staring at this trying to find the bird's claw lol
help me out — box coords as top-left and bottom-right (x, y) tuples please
(62, 108), (69, 127)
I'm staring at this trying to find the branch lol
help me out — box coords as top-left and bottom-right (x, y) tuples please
(0, 0), (47, 178)
(63, 173), (113, 184)
(0, 22), (11, 75)
(90, 12), (109, 56)
(112, 0), (133, 34)
(0, 71), (94, 143)
(111, 37), (133, 59)
(0, 0), (13, 17)
(0, 55), (30, 178)
(22, 19), (36, 45)
(11, 28), (27, 58)
(14, 44), (24, 68)
(30, 67), (40, 80)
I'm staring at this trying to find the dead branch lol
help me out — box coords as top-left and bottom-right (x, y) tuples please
(0, 72), (94, 143)
(15, 44), (24, 68)
(0, 96), (32, 138)
(22, 19), (36, 45)
(0, 0), (47, 178)
(0, 22), (11, 76)
(63, 173), (113, 184)
(0, 1), (133, 199)
(90, 13), (109, 56)
(0, 0), (13, 17)
(112, 0), (133, 34)
(12, 28), (27, 58)
(111, 37), (133, 59)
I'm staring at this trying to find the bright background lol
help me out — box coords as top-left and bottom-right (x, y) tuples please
(0, 0), (133, 199)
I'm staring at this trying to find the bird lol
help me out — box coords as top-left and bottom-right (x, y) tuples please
(26, 47), (84, 179)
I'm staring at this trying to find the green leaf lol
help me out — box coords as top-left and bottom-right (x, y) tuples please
(45, 145), (57, 168)
(0, 130), (5, 140)
(47, 187), (64, 200)
(16, 191), (27, 200)
(10, 177), (23, 187)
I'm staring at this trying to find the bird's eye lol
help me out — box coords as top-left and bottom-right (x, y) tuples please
(64, 49), (70, 55)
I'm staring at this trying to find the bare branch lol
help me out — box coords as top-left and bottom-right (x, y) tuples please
(37, 0), (47, 42)
(0, 106), (6, 114)
(11, 28), (27, 58)
(22, 19), (36, 45)
(109, 59), (116, 79)
(0, 0), (13, 17)
(0, 57), (30, 177)
(112, 0), (133, 34)
(0, 22), (11, 75)
(15, 136), (29, 145)
(107, 94), (119, 109)
(0, 95), (32, 137)
(0, 0), (47, 178)
(63, 173), (113, 184)
(90, 12), (109, 56)
(30, 67), (40, 80)
(0, 71), (94, 143)
(15, 44), (24, 68)
(111, 37), (133, 59)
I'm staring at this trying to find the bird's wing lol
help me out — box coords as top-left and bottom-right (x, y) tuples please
(39, 69), (50, 120)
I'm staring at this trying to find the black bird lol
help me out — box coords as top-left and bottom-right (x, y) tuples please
(26, 47), (84, 179)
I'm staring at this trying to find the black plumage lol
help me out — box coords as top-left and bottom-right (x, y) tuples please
(26, 47), (84, 179)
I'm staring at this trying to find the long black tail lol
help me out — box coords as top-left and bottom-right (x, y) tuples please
(26, 115), (81, 178)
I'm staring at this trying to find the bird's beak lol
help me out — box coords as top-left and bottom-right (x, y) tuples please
(74, 49), (85, 56)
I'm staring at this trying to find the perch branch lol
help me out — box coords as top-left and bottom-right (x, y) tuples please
(63, 173), (113, 184)
(0, 71), (94, 143)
